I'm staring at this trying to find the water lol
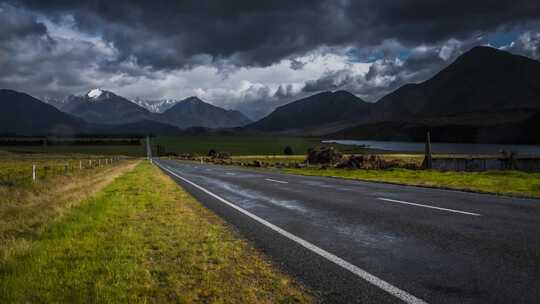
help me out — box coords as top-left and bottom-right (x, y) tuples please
(323, 139), (540, 155)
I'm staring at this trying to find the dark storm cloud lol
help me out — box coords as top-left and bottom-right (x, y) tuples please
(2, 0), (540, 116)
(7, 0), (540, 70)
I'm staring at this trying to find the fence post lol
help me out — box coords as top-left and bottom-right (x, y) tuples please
(80, 160), (82, 170)
(32, 164), (36, 182)
(99, 159), (101, 167)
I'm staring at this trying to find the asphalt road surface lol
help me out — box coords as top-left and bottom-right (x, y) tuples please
(154, 159), (540, 304)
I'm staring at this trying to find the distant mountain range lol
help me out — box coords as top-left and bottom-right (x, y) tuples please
(132, 98), (180, 113)
(2, 46), (540, 143)
(44, 90), (252, 130)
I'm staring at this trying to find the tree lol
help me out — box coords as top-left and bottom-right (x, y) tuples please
(283, 146), (293, 155)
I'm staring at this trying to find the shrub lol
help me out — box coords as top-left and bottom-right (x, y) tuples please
(284, 146), (294, 155)
(306, 147), (342, 164)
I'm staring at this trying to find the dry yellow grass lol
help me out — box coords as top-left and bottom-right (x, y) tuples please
(0, 159), (139, 260)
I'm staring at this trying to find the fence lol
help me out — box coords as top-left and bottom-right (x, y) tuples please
(431, 156), (540, 172)
(0, 157), (122, 187)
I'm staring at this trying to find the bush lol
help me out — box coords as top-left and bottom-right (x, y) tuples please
(283, 146), (294, 155)
(208, 149), (217, 157)
(306, 147), (342, 164)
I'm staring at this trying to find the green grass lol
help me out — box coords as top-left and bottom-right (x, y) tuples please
(156, 135), (361, 156)
(0, 161), (312, 303)
(284, 167), (540, 198)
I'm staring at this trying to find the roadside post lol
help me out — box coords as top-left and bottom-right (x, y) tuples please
(32, 164), (36, 182)
(422, 131), (433, 169)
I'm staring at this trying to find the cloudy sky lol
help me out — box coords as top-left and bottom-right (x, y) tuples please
(1, 1), (540, 119)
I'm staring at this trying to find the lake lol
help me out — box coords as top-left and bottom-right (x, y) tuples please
(323, 140), (540, 155)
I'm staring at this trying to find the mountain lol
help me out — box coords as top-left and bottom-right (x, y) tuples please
(374, 46), (540, 123)
(160, 96), (252, 128)
(132, 98), (180, 113)
(324, 47), (540, 144)
(58, 89), (152, 125)
(248, 90), (373, 133)
(0, 89), (85, 135)
(45, 91), (251, 129)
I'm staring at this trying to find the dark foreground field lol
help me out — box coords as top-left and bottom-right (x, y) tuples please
(155, 135), (362, 156)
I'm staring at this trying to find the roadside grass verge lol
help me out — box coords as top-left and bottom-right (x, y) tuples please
(0, 161), (312, 303)
(284, 167), (540, 198)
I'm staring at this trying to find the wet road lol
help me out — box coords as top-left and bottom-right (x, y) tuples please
(154, 159), (540, 304)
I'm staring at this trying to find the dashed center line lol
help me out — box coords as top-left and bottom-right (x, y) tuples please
(377, 198), (481, 216)
(265, 178), (289, 184)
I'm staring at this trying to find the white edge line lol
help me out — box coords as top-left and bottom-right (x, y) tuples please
(155, 160), (428, 304)
(377, 198), (481, 216)
(265, 178), (289, 184)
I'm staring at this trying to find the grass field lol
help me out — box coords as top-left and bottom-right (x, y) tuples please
(0, 151), (125, 186)
(0, 145), (145, 157)
(155, 135), (362, 156)
(0, 161), (312, 303)
(284, 167), (540, 198)
(0, 156), (136, 260)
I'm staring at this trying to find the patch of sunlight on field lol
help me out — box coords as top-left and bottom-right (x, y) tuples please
(285, 167), (540, 198)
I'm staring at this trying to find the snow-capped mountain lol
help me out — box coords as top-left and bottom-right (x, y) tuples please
(132, 98), (181, 113)
(46, 89), (152, 124)
(42, 89), (252, 128)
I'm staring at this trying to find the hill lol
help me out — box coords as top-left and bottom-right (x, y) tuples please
(0, 89), (85, 135)
(248, 90), (373, 133)
(160, 97), (252, 129)
(374, 46), (540, 124)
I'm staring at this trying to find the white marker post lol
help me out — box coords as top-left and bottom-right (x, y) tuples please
(32, 164), (36, 182)
(80, 160), (82, 170)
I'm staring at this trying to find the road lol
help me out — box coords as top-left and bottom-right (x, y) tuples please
(154, 159), (540, 304)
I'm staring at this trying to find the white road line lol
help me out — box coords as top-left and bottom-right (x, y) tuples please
(265, 178), (289, 184)
(155, 161), (428, 304)
(377, 198), (481, 216)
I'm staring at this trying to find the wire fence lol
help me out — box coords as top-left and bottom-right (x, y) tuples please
(0, 157), (122, 187)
